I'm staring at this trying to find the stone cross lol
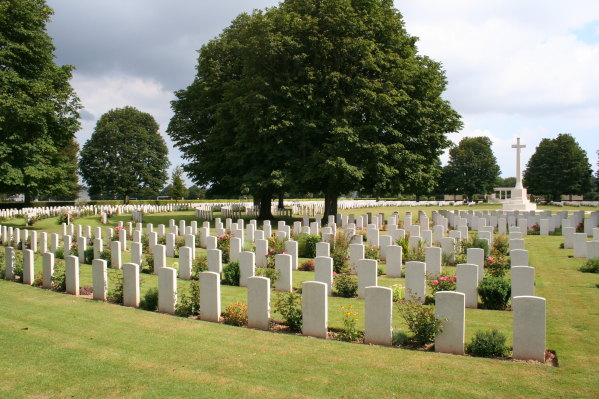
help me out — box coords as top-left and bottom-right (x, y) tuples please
(512, 137), (526, 189)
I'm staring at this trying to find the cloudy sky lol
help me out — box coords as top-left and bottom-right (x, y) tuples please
(46, 0), (599, 185)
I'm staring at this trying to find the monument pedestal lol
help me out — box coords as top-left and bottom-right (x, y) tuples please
(502, 187), (537, 212)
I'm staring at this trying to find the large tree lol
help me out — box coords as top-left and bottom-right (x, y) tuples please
(0, 0), (81, 203)
(441, 136), (500, 198)
(79, 106), (169, 202)
(523, 134), (592, 201)
(168, 0), (462, 218)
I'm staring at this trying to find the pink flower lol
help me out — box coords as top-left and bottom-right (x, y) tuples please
(270, 249), (275, 253)
(440, 276), (447, 281)
(487, 257), (494, 262)
(282, 251), (287, 254)
(452, 277), (457, 282)
(333, 272), (337, 275)
(433, 281), (439, 285)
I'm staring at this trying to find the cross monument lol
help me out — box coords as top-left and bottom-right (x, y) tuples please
(512, 137), (525, 189)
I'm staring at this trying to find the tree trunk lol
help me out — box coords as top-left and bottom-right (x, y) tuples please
(24, 192), (33, 205)
(124, 194), (130, 204)
(258, 193), (273, 220)
(278, 193), (285, 209)
(324, 190), (338, 218)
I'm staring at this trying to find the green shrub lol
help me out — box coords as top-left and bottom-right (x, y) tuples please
(52, 260), (67, 292)
(100, 248), (112, 268)
(191, 255), (208, 279)
(267, 235), (286, 255)
(298, 259), (314, 271)
(298, 233), (321, 258)
(54, 247), (65, 260)
(391, 284), (403, 302)
(486, 256), (510, 278)
(464, 237), (490, 257)
(217, 233), (231, 263)
(222, 301), (248, 326)
(142, 254), (154, 274)
(84, 247), (94, 264)
(222, 261), (240, 286)
(396, 300), (444, 346)
(255, 267), (279, 287)
(478, 277), (511, 310)
(32, 271), (44, 287)
(13, 250), (23, 281)
(273, 292), (302, 332)
(331, 231), (350, 273)
(492, 235), (509, 256)
(580, 258), (599, 273)
(139, 287), (159, 311)
(465, 329), (510, 358)
(175, 280), (200, 317)
(364, 245), (380, 261)
(107, 273), (124, 304)
(333, 274), (358, 298)
(392, 329), (409, 346)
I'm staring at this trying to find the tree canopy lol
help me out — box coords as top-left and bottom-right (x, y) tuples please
(441, 136), (500, 198)
(523, 134), (592, 201)
(0, 0), (81, 202)
(170, 166), (188, 200)
(79, 106), (169, 202)
(168, 0), (462, 218)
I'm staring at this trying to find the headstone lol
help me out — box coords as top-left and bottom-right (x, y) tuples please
(166, 233), (176, 258)
(153, 244), (166, 271)
(247, 276), (270, 330)
(207, 249), (223, 274)
(573, 233), (587, 258)
(200, 271), (221, 322)
(349, 243), (364, 273)
(513, 296), (546, 362)
(466, 248), (485, 282)
(131, 242), (142, 269)
(405, 261), (426, 304)
(435, 291), (465, 355)
(22, 249), (34, 285)
(158, 267), (177, 314)
(275, 254), (292, 292)
(179, 246), (192, 280)
(255, 239), (268, 267)
(313, 242), (329, 258)
(386, 245), (403, 278)
(230, 237), (242, 263)
(364, 286), (392, 346)
(509, 239), (525, 251)
(302, 281), (328, 338)
(425, 246), (442, 278)
(239, 251), (255, 287)
(563, 227), (575, 249)
(65, 255), (79, 296)
(123, 263), (140, 308)
(42, 252), (54, 289)
(285, 240), (298, 270)
(314, 256), (333, 295)
(357, 259), (378, 299)
(111, 240), (122, 270)
(456, 264), (478, 308)
(92, 259), (107, 301)
(510, 249), (529, 267)
(511, 266), (535, 298)
(4, 247), (15, 281)
(587, 241), (599, 259)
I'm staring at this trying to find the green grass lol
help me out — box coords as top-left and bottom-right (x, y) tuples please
(0, 208), (598, 397)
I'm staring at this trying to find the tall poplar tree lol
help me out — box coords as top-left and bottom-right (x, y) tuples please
(0, 0), (81, 202)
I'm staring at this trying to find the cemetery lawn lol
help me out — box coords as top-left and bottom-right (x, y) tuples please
(1, 235), (598, 397)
